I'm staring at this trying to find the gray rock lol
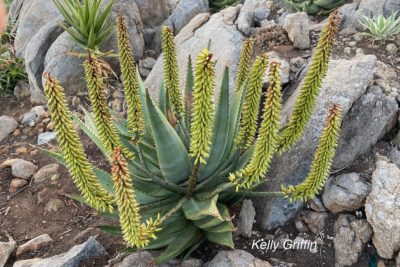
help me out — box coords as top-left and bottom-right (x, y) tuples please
(254, 55), (378, 230)
(169, 0), (209, 34)
(238, 199), (256, 237)
(333, 214), (373, 267)
(323, 173), (371, 214)
(33, 163), (60, 183)
(205, 250), (272, 267)
(31, 106), (48, 118)
(236, 0), (268, 35)
(338, 3), (358, 30)
(222, 5), (241, 25)
(14, 81), (31, 100)
(309, 198), (326, 212)
(21, 111), (37, 125)
(11, 159), (38, 179)
(135, 0), (169, 28)
(145, 12), (244, 100)
(334, 87), (398, 169)
(112, 251), (153, 267)
(7, 0), (24, 23)
(253, 7), (270, 25)
(365, 157), (400, 259)
(25, 20), (64, 105)
(0, 234), (16, 267)
(301, 211), (328, 234)
(14, 0), (61, 57)
(37, 132), (57, 145)
(386, 43), (398, 55)
(43, 32), (86, 96)
(263, 54), (290, 85)
(283, 12), (310, 49)
(388, 146), (400, 168)
(16, 234), (54, 257)
(0, 115), (18, 143)
(13, 236), (106, 267)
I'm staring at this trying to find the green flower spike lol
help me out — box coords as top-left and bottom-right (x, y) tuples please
(162, 26), (185, 117)
(278, 10), (341, 153)
(230, 61), (282, 189)
(111, 147), (161, 248)
(84, 52), (127, 156)
(281, 104), (343, 202)
(116, 15), (144, 142)
(236, 53), (269, 149)
(234, 38), (254, 94)
(189, 49), (216, 165)
(43, 73), (114, 213)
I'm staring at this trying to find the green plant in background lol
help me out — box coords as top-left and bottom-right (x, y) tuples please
(283, 0), (345, 15)
(42, 10), (342, 264)
(52, 0), (114, 50)
(209, 0), (242, 11)
(0, 44), (27, 97)
(360, 12), (400, 42)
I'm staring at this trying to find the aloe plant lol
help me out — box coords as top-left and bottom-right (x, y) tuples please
(360, 12), (400, 42)
(52, 0), (114, 50)
(283, 0), (345, 15)
(42, 10), (342, 263)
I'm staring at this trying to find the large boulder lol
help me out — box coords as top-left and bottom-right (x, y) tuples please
(333, 214), (373, 267)
(25, 20), (64, 104)
(254, 54), (378, 230)
(283, 12), (310, 49)
(43, 0), (144, 95)
(145, 12), (244, 100)
(14, 0), (61, 57)
(365, 157), (400, 259)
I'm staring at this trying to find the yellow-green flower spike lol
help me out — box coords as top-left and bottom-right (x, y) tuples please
(277, 10), (341, 153)
(43, 73), (114, 213)
(162, 26), (185, 117)
(116, 15), (144, 142)
(234, 38), (254, 94)
(84, 52), (126, 156)
(281, 104), (342, 202)
(236, 53), (269, 149)
(189, 49), (215, 165)
(230, 62), (282, 189)
(111, 147), (161, 248)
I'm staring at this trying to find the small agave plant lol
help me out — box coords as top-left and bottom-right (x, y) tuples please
(283, 0), (345, 15)
(42, 10), (342, 263)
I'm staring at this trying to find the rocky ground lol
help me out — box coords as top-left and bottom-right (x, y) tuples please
(1, 0), (400, 266)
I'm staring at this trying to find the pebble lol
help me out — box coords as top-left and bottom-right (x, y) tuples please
(21, 111), (37, 125)
(0, 115), (18, 142)
(348, 41), (357, 47)
(386, 43), (398, 55)
(37, 132), (57, 145)
(33, 163), (60, 183)
(15, 147), (28, 154)
(11, 159), (38, 179)
(45, 198), (64, 212)
(9, 178), (28, 192)
(16, 234), (54, 256)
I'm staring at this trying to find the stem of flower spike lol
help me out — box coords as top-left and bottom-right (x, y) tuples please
(186, 162), (200, 197)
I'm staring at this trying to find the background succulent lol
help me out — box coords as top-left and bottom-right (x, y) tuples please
(360, 12), (400, 42)
(283, 0), (346, 15)
(42, 11), (342, 264)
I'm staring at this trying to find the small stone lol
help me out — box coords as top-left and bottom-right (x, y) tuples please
(181, 258), (203, 267)
(46, 121), (55, 131)
(71, 96), (81, 107)
(45, 198), (64, 212)
(112, 98), (122, 112)
(112, 91), (123, 99)
(37, 132), (57, 145)
(301, 211), (328, 234)
(283, 12), (310, 49)
(309, 198), (326, 212)
(295, 219), (309, 233)
(16, 234), (54, 256)
(266, 1), (273, 9)
(14, 81), (31, 100)
(348, 41), (357, 47)
(355, 48), (364, 56)
(9, 178), (28, 192)
(141, 57), (156, 69)
(33, 163), (60, 183)
(112, 251), (153, 267)
(30, 149), (39, 156)
(237, 199), (256, 237)
(206, 250), (272, 267)
(21, 111), (37, 125)
(11, 159), (38, 179)
(0, 115), (18, 142)
(13, 128), (21, 137)
(386, 43), (398, 55)
(344, 47), (351, 55)
(353, 32), (364, 42)
(253, 7), (270, 25)
(15, 147), (28, 154)
(31, 106), (47, 118)
(222, 5), (240, 25)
